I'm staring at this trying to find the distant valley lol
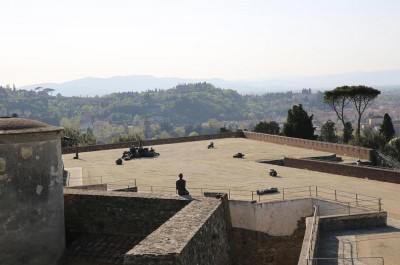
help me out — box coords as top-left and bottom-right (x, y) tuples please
(18, 70), (400, 97)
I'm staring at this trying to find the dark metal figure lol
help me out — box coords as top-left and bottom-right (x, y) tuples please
(176, 173), (189, 196)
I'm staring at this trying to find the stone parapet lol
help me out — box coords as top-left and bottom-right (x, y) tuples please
(64, 190), (190, 243)
(284, 157), (400, 184)
(62, 132), (243, 154)
(125, 195), (233, 265)
(244, 131), (373, 160)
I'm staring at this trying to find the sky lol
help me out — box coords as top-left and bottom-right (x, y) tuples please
(1, 0), (400, 86)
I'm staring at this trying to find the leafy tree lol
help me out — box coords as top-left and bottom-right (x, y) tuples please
(80, 132), (97, 145)
(188, 131), (199, 136)
(62, 127), (81, 147)
(159, 120), (173, 132)
(159, 130), (171, 139)
(110, 133), (141, 143)
(253, 121), (280, 135)
(324, 85), (380, 140)
(219, 127), (230, 133)
(318, 120), (337, 143)
(283, 104), (316, 140)
(324, 86), (351, 133)
(172, 127), (185, 137)
(379, 113), (395, 142)
(343, 121), (354, 143)
(350, 127), (387, 150)
(383, 138), (400, 161)
(348, 85), (380, 137)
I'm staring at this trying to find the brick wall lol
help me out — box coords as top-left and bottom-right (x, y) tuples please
(62, 132), (243, 154)
(284, 157), (400, 184)
(64, 189), (190, 245)
(244, 132), (373, 160)
(232, 219), (306, 265)
(125, 195), (234, 265)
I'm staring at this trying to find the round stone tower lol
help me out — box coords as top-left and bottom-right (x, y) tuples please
(0, 117), (65, 265)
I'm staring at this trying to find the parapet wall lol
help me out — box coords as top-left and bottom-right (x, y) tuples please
(284, 157), (400, 184)
(64, 190), (190, 243)
(319, 212), (387, 232)
(124, 195), (234, 265)
(62, 131), (243, 154)
(243, 131), (373, 160)
(62, 131), (373, 162)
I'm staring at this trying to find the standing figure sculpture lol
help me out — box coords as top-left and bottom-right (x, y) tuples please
(176, 173), (189, 196)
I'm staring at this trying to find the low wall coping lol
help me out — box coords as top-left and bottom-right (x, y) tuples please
(125, 196), (222, 259)
(63, 189), (193, 201)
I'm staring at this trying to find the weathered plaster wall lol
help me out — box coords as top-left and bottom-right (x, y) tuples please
(124, 195), (234, 265)
(0, 132), (65, 265)
(229, 199), (313, 236)
(229, 198), (374, 237)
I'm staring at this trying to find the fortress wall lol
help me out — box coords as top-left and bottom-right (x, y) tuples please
(62, 131), (243, 154)
(243, 131), (373, 160)
(125, 195), (234, 265)
(63, 190), (190, 244)
(285, 157), (400, 184)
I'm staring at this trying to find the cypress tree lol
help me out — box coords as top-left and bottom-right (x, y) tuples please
(380, 113), (395, 142)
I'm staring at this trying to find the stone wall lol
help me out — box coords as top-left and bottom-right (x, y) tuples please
(65, 184), (108, 191)
(319, 212), (387, 232)
(284, 157), (400, 184)
(232, 220), (306, 265)
(244, 131), (373, 160)
(124, 195), (234, 265)
(0, 132), (65, 265)
(63, 189), (190, 245)
(62, 132), (243, 154)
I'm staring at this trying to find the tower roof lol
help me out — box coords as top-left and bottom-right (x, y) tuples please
(0, 117), (63, 135)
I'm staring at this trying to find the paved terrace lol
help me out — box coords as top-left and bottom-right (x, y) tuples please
(63, 138), (400, 220)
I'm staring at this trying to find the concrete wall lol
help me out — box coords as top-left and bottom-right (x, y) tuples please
(125, 195), (234, 265)
(62, 132), (243, 154)
(63, 190), (190, 245)
(229, 198), (373, 236)
(297, 217), (319, 265)
(285, 157), (400, 184)
(244, 131), (373, 160)
(0, 132), (65, 265)
(229, 199), (313, 236)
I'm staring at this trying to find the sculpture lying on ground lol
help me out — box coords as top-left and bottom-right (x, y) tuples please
(116, 146), (160, 164)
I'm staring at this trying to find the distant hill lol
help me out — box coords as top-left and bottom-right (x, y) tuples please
(18, 70), (400, 96)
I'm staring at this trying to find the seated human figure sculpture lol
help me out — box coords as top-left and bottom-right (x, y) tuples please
(176, 173), (189, 196)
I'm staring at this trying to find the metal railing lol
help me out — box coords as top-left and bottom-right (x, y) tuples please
(306, 205), (319, 264)
(66, 176), (383, 214)
(99, 183), (382, 216)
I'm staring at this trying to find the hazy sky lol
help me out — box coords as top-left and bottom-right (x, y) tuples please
(2, 0), (400, 86)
